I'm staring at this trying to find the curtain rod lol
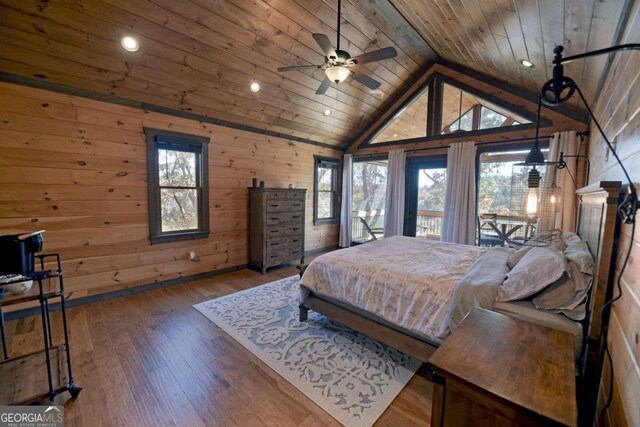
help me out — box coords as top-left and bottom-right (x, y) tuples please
(353, 131), (589, 157)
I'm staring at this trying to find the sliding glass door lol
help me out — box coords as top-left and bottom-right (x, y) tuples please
(405, 157), (447, 239)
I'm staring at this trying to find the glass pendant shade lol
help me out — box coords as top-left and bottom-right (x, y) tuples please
(549, 186), (562, 213)
(325, 66), (351, 84)
(526, 188), (539, 215)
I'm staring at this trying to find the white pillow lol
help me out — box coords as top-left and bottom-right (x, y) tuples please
(497, 247), (567, 302)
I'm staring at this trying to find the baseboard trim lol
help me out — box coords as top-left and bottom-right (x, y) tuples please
(3, 265), (245, 320)
(3, 246), (339, 320)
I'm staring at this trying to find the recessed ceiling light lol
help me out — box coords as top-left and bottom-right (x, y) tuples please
(393, 133), (398, 138)
(519, 59), (535, 68)
(324, 109), (331, 116)
(249, 82), (261, 93)
(121, 36), (139, 52)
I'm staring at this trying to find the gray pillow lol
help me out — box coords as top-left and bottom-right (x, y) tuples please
(532, 261), (592, 311)
(497, 247), (567, 302)
(565, 239), (594, 274)
(507, 246), (533, 269)
(447, 247), (513, 331)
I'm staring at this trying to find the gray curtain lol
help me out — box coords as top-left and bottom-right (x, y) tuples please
(441, 142), (477, 245)
(338, 154), (353, 247)
(384, 149), (406, 237)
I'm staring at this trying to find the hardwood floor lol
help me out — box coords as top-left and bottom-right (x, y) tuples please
(2, 263), (434, 426)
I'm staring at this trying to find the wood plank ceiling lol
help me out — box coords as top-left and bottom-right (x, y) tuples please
(0, 0), (630, 149)
(0, 0), (437, 148)
(389, 0), (629, 109)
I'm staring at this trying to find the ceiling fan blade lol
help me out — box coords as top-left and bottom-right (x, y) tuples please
(277, 65), (321, 72)
(351, 72), (381, 90)
(312, 33), (338, 60)
(315, 77), (331, 95)
(350, 47), (398, 65)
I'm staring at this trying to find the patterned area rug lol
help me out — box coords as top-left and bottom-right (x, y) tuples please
(193, 275), (421, 427)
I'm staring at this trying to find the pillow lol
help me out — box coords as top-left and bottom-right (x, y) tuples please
(565, 239), (594, 275)
(507, 246), (533, 269)
(532, 261), (592, 311)
(497, 247), (567, 302)
(562, 231), (581, 245)
(551, 238), (568, 252)
(447, 247), (513, 331)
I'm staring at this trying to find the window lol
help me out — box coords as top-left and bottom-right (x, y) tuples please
(370, 86), (429, 143)
(145, 128), (210, 244)
(441, 83), (531, 134)
(313, 156), (340, 225)
(351, 158), (388, 243)
(477, 149), (548, 216)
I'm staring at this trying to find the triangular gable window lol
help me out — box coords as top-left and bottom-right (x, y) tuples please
(370, 86), (429, 144)
(441, 83), (531, 134)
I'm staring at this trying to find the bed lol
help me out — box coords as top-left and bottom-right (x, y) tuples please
(299, 181), (622, 422)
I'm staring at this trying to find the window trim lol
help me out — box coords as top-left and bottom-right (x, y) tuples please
(313, 156), (341, 225)
(144, 127), (210, 244)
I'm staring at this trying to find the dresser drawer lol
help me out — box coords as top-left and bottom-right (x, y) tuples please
(266, 235), (303, 250)
(266, 199), (304, 213)
(266, 191), (289, 200)
(266, 212), (303, 226)
(265, 246), (303, 267)
(266, 224), (303, 238)
(287, 191), (305, 200)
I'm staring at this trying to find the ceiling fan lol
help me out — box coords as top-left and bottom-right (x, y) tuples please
(277, 0), (398, 95)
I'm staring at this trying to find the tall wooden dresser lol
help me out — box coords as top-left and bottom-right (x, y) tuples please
(248, 188), (306, 274)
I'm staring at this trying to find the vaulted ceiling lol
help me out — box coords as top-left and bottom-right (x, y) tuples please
(0, 0), (631, 149)
(0, 0), (436, 148)
(389, 0), (629, 109)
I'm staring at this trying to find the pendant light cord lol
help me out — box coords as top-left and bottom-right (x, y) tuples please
(534, 95), (541, 144)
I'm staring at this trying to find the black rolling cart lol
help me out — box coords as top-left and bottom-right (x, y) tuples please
(0, 233), (81, 404)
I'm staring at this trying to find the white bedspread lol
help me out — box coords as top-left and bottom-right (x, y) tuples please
(300, 236), (487, 343)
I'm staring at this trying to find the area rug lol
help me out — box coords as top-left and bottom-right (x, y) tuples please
(193, 275), (421, 427)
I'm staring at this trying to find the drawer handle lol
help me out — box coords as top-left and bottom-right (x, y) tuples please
(270, 217), (278, 221)
(293, 203), (301, 207)
(270, 230), (278, 233)
(270, 255), (278, 259)
(292, 227), (300, 231)
(292, 215), (300, 219)
(292, 239), (299, 243)
(270, 242), (279, 246)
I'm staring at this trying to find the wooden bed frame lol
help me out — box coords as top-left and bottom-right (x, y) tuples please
(299, 181), (622, 423)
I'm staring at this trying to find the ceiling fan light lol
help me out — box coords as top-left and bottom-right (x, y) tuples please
(325, 66), (351, 84)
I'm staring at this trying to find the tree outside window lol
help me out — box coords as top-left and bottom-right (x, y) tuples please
(313, 157), (340, 225)
(145, 128), (210, 244)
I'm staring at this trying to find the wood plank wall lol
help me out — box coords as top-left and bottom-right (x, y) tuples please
(0, 82), (340, 305)
(588, 2), (640, 426)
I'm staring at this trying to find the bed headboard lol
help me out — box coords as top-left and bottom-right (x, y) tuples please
(575, 181), (622, 425)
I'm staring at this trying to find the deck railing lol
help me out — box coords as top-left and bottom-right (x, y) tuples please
(350, 209), (444, 242)
(416, 210), (444, 240)
(351, 210), (384, 242)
